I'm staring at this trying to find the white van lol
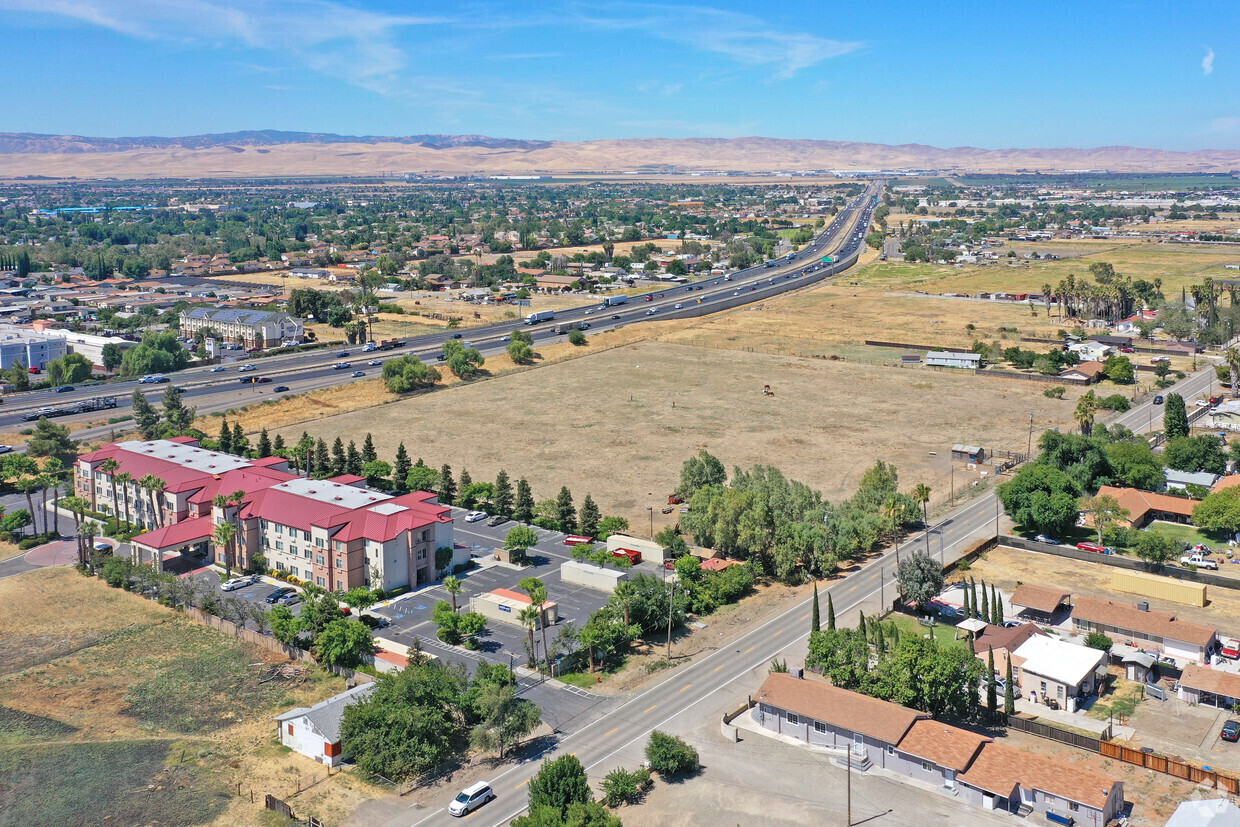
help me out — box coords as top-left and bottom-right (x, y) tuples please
(448, 781), (494, 817)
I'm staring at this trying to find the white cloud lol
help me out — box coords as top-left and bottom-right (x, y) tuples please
(0, 0), (448, 97)
(1203, 46), (1215, 75)
(570, 2), (862, 79)
(1207, 116), (1240, 133)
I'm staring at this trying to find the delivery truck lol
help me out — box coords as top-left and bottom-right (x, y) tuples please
(602, 295), (629, 307)
(525, 310), (555, 325)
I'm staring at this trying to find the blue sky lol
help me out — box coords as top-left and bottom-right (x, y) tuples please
(2, 0), (1238, 150)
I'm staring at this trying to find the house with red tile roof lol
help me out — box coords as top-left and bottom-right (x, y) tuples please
(75, 438), (457, 591)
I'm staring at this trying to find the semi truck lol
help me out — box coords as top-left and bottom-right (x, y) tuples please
(21, 396), (117, 420)
(601, 295), (629, 307)
(525, 310), (555, 325)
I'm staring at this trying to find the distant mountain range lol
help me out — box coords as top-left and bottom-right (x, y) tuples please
(0, 131), (1237, 178)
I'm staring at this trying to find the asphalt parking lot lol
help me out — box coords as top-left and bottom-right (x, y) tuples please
(187, 568), (305, 619)
(375, 508), (666, 668)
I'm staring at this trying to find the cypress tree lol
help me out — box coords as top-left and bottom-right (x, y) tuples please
(331, 438), (346, 476)
(875, 621), (886, 657)
(438, 464), (456, 505)
(393, 443), (411, 492)
(987, 647), (998, 715)
(313, 439), (330, 476)
(970, 578), (980, 619)
(827, 592), (836, 630)
(963, 580), (973, 619)
(811, 583), (821, 633)
(992, 585), (1003, 626)
(857, 610), (867, 642)
(1004, 657), (1016, 715)
(257, 428), (272, 457)
(346, 441), (362, 476)
(361, 432), (377, 464)
(980, 580), (990, 624)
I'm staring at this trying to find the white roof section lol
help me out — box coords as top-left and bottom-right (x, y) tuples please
(1165, 798), (1240, 827)
(369, 502), (408, 515)
(1013, 635), (1106, 687)
(116, 439), (253, 474)
(272, 477), (389, 510)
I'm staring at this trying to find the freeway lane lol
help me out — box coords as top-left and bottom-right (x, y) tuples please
(0, 183), (882, 437)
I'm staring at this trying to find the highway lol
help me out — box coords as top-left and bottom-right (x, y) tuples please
(0, 182), (883, 442)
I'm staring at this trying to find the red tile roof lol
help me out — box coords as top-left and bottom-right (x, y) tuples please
(492, 588), (533, 604)
(131, 516), (215, 550)
(1093, 485), (1198, 523)
(754, 672), (926, 745)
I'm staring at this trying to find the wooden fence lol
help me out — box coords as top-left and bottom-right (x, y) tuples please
(1005, 714), (1105, 753)
(979, 369), (1090, 386)
(863, 339), (971, 353)
(998, 537), (1240, 593)
(1101, 741), (1240, 793)
(181, 606), (318, 664)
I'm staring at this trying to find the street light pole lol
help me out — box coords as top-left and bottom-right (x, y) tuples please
(648, 506), (654, 541)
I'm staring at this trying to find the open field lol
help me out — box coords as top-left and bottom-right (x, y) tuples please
(270, 338), (1080, 533)
(0, 567), (379, 826)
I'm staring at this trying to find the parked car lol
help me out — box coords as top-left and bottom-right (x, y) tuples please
(1077, 541), (1105, 553)
(1197, 399), (1211, 407)
(448, 781), (494, 817)
(0, 445), (12, 454)
(486, 514), (510, 527)
(1151, 355), (1171, 364)
(1223, 721), (1240, 743)
(221, 575), (257, 591)
(265, 587), (295, 604)
(464, 510), (487, 523)
(277, 592), (300, 606)
(1181, 552), (1220, 570)
(1034, 534), (1060, 545)
(1221, 638), (1240, 659)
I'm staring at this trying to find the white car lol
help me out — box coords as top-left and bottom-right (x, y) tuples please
(238, 364), (256, 372)
(221, 575), (257, 591)
(0, 445), (12, 454)
(464, 510), (487, 523)
(210, 366), (226, 372)
(1197, 399), (1210, 407)
(448, 782), (494, 817)
(674, 303), (683, 309)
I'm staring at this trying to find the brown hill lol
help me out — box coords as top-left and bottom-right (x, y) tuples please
(0, 132), (1236, 179)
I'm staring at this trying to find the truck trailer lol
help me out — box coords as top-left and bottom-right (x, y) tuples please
(602, 295), (629, 307)
(525, 310), (555, 325)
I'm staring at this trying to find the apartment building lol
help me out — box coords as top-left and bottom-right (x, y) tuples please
(180, 307), (303, 349)
(75, 438), (457, 590)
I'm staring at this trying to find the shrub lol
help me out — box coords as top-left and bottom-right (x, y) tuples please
(1085, 632), (1113, 651)
(1043, 386), (1067, 399)
(644, 730), (698, 777)
(600, 766), (652, 807)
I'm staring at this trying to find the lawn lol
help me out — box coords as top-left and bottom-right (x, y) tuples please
(1143, 520), (1228, 551)
(886, 612), (969, 649)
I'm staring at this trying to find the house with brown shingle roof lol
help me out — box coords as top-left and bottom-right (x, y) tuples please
(957, 741), (1123, 826)
(1009, 584), (1072, 619)
(752, 672), (926, 771)
(1176, 663), (1240, 709)
(889, 718), (991, 791)
(1071, 595), (1217, 662)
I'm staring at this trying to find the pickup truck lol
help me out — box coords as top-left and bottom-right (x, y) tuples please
(1180, 553), (1220, 570)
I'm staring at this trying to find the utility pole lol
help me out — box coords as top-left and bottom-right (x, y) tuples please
(1027, 412), (1034, 461)
(666, 581), (676, 660)
(846, 739), (852, 827)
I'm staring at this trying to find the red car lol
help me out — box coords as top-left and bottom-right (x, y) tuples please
(1077, 541), (1104, 553)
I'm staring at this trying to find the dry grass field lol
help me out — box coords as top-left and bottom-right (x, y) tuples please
(0, 567), (379, 826)
(270, 339), (1079, 532)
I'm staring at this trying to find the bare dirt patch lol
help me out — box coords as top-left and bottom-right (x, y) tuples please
(271, 339), (1077, 533)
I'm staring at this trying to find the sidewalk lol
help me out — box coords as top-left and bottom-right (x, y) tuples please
(1013, 696), (1136, 740)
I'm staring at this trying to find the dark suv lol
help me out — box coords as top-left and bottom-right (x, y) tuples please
(265, 587), (295, 604)
(1223, 720), (1240, 742)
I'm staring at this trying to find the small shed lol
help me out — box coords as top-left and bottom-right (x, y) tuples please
(470, 588), (558, 628)
(951, 444), (988, 464)
(900, 353), (922, 364)
(1109, 643), (1156, 683)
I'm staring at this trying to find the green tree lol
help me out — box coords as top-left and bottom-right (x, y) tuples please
(267, 605), (301, 644)
(406, 459), (438, 493)
(676, 449), (727, 499)
(381, 355), (441, 393)
(341, 587), (378, 611)
(1192, 488), (1240, 535)
(507, 339), (535, 364)
(567, 329), (586, 346)
(512, 803), (620, 827)
(527, 754), (593, 816)
(896, 551), (943, 611)
(505, 525), (539, 559)
(811, 583), (821, 632)
(997, 464), (1082, 537)
(1164, 393), (1189, 439)
(443, 575), (464, 612)
(555, 487), (577, 535)
(1074, 391), (1099, 437)
(1078, 493), (1130, 546)
(600, 766), (651, 808)
(340, 656), (471, 780)
(578, 494), (601, 538)
(826, 592), (836, 630)
(645, 730), (699, 777)
(986, 647), (998, 715)
(1004, 657), (1016, 715)
(437, 464), (456, 505)
(514, 478), (535, 523)
(49, 352), (93, 385)
(131, 390), (162, 440)
(1105, 440), (1164, 490)
(493, 469), (514, 516)
(256, 428), (272, 457)
(393, 443), (412, 493)
(25, 418), (78, 466)
(595, 515), (628, 540)
(101, 342), (125, 372)
(1085, 632), (1114, 651)
(315, 619), (376, 668)
(468, 683), (541, 759)
(5, 361), (30, 392)
(161, 385), (195, 435)
(1102, 355), (1135, 384)
(119, 330), (190, 377)
(299, 590), (346, 639)
(443, 339), (485, 379)
(1164, 435), (1228, 475)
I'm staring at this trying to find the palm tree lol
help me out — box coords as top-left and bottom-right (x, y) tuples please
(62, 495), (88, 566)
(82, 523), (98, 572)
(1226, 348), (1240, 399)
(139, 474), (167, 529)
(1074, 391), (1098, 437)
(14, 477), (38, 540)
(443, 575), (463, 613)
(914, 483), (932, 556)
(44, 458), (64, 538)
(99, 458), (120, 520)
(516, 606), (540, 668)
(114, 471), (134, 531)
(214, 520), (237, 578)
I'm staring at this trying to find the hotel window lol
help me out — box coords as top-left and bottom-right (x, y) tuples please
(316, 555), (325, 565)
(276, 562), (285, 571)
(304, 549), (311, 559)
(275, 542), (283, 551)
(421, 529), (430, 542)
(786, 713), (799, 725)
(303, 530), (310, 542)
(290, 567), (298, 578)
(335, 558), (343, 569)
(316, 577), (325, 587)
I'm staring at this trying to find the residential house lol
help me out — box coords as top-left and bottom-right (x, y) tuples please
(1009, 635), (1108, 710)
(1090, 334), (1132, 348)
(1164, 468), (1219, 492)
(1207, 401), (1240, 432)
(1067, 341), (1112, 361)
(275, 683), (375, 767)
(1115, 311), (1158, 334)
(957, 741), (1123, 827)
(1090, 485), (1199, 528)
(1071, 595), (1217, 663)
(1176, 663), (1240, 709)
(973, 622), (1048, 678)
(888, 718), (991, 794)
(926, 351), (981, 369)
(1058, 360), (1107, 384)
